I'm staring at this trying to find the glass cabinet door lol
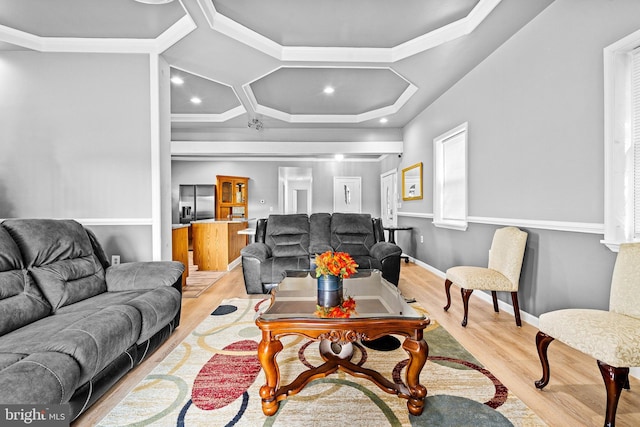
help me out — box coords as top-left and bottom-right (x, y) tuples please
(221, 180), (233, 204)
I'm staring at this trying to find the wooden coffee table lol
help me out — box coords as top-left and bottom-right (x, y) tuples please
(255, 270), (430, 416)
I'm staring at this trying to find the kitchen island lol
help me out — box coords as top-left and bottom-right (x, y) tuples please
(171, 223), (190, 287)
(191, 219), (249, 271)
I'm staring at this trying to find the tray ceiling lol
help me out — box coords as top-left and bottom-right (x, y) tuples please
(0, 0), (555, 158)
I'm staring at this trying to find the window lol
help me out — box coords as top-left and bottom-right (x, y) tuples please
(603, 29), (640, 251)
(433, 122), (468, 231)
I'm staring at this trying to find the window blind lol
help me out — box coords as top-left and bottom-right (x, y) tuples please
(632, 48), (640, 237)
(442, 131), (466, 222)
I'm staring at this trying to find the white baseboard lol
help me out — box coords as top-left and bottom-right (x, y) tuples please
(228, 256), (242, 271)
(408, 258), (639, 379)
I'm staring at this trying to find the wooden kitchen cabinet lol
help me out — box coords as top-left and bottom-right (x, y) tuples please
(216, 175), (248, 220)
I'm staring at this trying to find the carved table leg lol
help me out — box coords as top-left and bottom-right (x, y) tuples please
(257, 334), (284, 416)
(402, 337), (429, 415)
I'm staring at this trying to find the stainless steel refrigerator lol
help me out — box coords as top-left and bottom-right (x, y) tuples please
(179, 184), (216, 224)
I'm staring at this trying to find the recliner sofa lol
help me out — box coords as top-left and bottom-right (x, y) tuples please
(240, 213), (402, 294)
(0, 219), (184, 420)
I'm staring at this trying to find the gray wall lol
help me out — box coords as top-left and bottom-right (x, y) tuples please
(398, 0), (640, 316)
(0, 51), (154, 261)
(171, 159), (385, 225)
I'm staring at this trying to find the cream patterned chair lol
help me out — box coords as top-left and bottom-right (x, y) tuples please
(443, 226), (528, 327)
(535, 242), (640, 427)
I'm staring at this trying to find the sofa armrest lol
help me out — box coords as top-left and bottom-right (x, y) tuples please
(370, 242), (402, 261)
(106, 261), (185, 292)
(240, 242), (271, 262)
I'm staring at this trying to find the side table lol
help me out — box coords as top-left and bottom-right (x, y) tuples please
(384, 226), (413, 263)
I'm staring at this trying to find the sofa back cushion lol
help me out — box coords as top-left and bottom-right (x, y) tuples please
(330, 213), (375, 256)
(265, 214), (310, 258)
(309, 213), (332, 254)
(2, 219), (106, 312)
(0, 225), (51, 336)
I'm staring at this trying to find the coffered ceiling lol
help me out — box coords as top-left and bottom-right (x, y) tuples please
(0, 0), (555, 159)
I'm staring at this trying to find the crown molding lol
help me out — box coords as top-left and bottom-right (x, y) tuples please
(242, 65), (417, 124)
(197, 0), (502, 63)
(171, 105), (246, 122)
(0, 1), (194, 54)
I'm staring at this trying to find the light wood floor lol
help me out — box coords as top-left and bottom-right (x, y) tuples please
(73, 262), (640, 427)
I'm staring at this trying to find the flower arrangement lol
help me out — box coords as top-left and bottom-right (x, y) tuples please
(315, 251), (358, 279)
(315, 296), (357, 318)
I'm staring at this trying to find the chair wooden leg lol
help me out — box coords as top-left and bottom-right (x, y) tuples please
(461, 288), (473, 327)
(534, 331), (554, 389)
(511, 291), (522, 327)
(597, 360), (629, 427)
(491, 291), (499, 312)
(443, 279), (453, 311)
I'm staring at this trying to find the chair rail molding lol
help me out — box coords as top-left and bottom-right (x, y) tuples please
(397, 212), (604, 235)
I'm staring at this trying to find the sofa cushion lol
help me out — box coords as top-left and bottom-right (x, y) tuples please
(309, 213), (333, 254)
(0, 225), (51, 335)
(330, 213), (376, 256)
(261, 256), (310, 284)
(3, 219), (106, 311)
(123, 286), (181, 343)
(265, 214), (310, 258)
(350, 255), (382, 271)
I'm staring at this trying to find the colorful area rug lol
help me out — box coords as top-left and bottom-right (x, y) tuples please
(99, 298), (545, 426)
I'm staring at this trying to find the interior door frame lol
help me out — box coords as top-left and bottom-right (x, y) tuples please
(380, 169), (398, 228)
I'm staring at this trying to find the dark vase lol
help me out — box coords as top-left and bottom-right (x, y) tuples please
(317, 275), (343, 308)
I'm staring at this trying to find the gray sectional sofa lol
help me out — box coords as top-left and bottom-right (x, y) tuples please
(0, 219), (184, 420)
(240, 212), (402, 294)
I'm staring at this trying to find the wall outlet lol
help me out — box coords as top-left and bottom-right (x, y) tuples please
(420, 235), (424, 244)
(111, 255), (121, 265)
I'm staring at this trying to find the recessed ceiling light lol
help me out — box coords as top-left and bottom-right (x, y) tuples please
(379, 118), (388, 124)
(190, 97), (202, 104)
(335, 154), (344, 161)
(170, 76), (184, 85)
(134, 0), (174, 4)
(323, 86), (335, 95)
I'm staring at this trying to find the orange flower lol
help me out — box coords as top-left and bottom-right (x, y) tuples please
(314, 296), (357, 318)
(315, 251), (358, 279)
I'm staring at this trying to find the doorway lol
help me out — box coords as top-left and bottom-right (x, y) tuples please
(279, 167), (313, 214)
(380, 169), (398, 228)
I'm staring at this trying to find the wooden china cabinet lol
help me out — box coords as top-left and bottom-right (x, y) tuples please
(216, 175), (249, 220)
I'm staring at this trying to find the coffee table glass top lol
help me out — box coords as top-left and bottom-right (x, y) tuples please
(259, 269), (424, 321)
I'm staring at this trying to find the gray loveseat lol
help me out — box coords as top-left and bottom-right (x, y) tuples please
(240, 213), (402, 294)
(0, 219), (184, 420)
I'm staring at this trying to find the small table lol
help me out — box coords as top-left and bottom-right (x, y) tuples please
(384, 226), (413, 263)
(255, 270), (430, 416)
(237, 227), (256, 243)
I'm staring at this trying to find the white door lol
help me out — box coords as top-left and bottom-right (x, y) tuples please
(380, 169), (398, 228)
(333, 176), (361, 213)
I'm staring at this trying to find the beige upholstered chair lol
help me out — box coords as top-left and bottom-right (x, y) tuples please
(535, 242), (640, 427)
(443, 226), (528, 327)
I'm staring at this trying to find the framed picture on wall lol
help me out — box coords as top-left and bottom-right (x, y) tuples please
(333, 176), (361, 213)
(402, 162), (423, 201)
